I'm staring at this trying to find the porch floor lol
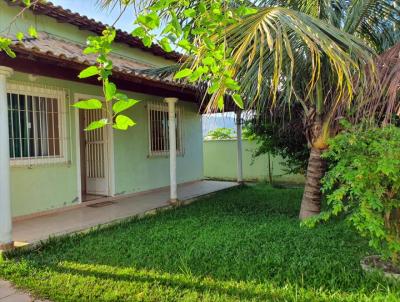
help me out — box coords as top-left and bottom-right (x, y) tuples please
(12, 180), (238, 245)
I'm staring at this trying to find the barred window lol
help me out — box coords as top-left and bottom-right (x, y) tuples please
(7, 83), (67, 165)
(148, 103), (184, 157)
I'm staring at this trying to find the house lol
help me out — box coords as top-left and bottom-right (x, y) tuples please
(0, 1), (208, 249)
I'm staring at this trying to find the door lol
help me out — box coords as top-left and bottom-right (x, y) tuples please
(83, 108), (109, 196)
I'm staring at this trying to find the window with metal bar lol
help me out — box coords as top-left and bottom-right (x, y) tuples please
(7, 86), (66, 165)
(148, 103), (184, 157)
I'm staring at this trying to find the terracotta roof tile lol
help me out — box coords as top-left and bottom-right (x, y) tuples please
(11, 32), (187, 89)
(5, 0), (184, 61)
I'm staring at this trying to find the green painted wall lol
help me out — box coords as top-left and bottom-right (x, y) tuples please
(1, 2), (203, 217)
(114, 101), (203, 195)
(9, 72), (203, 217)
(203, 140), (305, 184)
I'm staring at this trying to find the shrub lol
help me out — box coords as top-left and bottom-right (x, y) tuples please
(244, 108), (309, 175)
(306, 125), (400, 263)
(206, 127), (234, 140)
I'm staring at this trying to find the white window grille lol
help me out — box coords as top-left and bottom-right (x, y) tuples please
(7, 82), (68, 166)
(147, 102), (184, 157)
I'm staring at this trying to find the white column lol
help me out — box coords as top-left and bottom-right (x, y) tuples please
(236, 110), (244, 184)
(0, 66), (13, 249)
(165, 97), (178, 203)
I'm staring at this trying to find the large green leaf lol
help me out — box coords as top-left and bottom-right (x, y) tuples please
(73, 99), (103, 110)
(112, 99), (139, 114)
(85, 118), (108, 130)
(78, 66), (99, 79)
(113, 115), (136, 130)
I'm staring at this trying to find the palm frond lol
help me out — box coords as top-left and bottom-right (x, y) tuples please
(200, 7), (375, 113)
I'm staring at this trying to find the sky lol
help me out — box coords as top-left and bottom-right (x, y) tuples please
(51, 0), (135, 32)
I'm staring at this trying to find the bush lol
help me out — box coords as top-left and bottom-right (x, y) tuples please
(206, 127), (234, 140)
(244, 108), (309, 175)
(306, 125), (400, 263)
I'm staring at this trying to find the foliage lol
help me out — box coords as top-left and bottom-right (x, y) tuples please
(245, 106), (309, 175)
(206, 127), (234, 140)
(73, 28), (139, 130)
(305, 125), (400, 264)
(127, 0), (382, 114)
(2, 184), (400, 301)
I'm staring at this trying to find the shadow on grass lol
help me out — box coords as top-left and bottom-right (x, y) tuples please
(3, 185), (400, 300)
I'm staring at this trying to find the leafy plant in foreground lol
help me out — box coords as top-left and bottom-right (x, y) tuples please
(73, 28), (139, 130)
(305, 125), (400, 264)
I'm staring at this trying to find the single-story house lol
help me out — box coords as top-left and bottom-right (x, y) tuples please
(0, 0), (223, 248)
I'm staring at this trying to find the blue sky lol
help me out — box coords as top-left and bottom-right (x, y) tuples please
(52, 0), (135, 32)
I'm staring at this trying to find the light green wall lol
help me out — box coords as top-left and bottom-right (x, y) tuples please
(1, 2), (203, 217)
(0, 2), (172, 67)
(203, 140), (305, 184)
(114, 101), (203, 195)
(9, 72), (203, 217)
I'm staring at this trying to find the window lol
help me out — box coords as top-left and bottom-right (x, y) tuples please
(148, 103), (184, 157)
(7, 83), (66, 165)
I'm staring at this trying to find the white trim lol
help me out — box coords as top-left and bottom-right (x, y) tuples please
(73, 93), (115, 202)
(7, 81), (68, 166)
(74, 105), (82, 203)
(0, 66), (13, 246)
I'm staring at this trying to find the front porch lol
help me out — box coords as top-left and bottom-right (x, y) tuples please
(12, 180), (238, 245)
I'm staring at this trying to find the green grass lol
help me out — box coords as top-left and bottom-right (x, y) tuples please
(1, 184), (399, 301)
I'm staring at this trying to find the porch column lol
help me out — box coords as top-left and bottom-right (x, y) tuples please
(165, 97), (178, 203)
(0, 66), (13, 249)
(236, 110), (244, 184)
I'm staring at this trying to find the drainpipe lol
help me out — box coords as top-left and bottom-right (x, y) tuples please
(0, 66), (13, 250)
(165, 97), (178, 204)
(236, 110), (244, 184)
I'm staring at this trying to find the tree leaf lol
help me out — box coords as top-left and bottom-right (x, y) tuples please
(28, 26), (38, 38)
(113, 115), (136, 130)
(78, 66), (99, 79)
(174, 68), (192, 79)
(160, 38), (172, 52)
(16, 32), (24, 42)
(85, 119), (108, 131)
(105, 81), (116, 101)
(131, 27), (146, 38)
(232, 94), (244, 109)
(112, 99), (139, 114)
(73, 99), (103, 110)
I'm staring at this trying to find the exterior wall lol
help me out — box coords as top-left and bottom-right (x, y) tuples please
(9, 72), (203, 217)
(1, 2), (204, 217)
(203, 139), (305, 184)
(113, 101), (203, 195)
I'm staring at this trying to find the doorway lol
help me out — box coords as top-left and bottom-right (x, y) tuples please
(78, 103), (111, 202)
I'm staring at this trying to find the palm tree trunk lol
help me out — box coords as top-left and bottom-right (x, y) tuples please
(299, 147), (326, 220)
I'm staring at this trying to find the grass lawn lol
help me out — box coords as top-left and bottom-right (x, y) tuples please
(1, 184), (399, 301)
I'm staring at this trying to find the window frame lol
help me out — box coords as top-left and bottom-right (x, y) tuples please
(147, 103), (184, 157)
(7, 82), (68, 166)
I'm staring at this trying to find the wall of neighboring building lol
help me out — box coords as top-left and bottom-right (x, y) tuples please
(203, 139), (305, 184)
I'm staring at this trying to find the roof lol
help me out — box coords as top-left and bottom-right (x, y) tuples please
(5, 0), (183, 62)
(10, 32), (189, 90)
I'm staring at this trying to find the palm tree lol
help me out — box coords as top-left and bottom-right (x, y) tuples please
(99, 0), (399, 219)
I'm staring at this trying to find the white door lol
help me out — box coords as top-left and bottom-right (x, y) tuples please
(84, 109), (109, 196)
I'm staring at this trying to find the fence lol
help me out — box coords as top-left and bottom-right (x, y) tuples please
(203, 139), (305, 184)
